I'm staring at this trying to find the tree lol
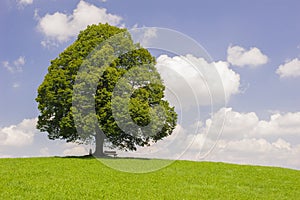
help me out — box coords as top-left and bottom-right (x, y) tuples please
(36, 23), (177, 156)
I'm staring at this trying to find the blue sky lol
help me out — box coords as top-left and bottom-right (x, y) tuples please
(1, 0), (300, 170)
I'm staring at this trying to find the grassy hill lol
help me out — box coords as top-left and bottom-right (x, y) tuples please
(0, 156), (299, 199)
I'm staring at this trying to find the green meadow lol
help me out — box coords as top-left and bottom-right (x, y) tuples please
(0, 157), (299, 199)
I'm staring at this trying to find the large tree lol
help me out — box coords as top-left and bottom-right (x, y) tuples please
(36, 23), (177, 156)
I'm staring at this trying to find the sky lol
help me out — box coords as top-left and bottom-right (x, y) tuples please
(1, 0), (300, 170)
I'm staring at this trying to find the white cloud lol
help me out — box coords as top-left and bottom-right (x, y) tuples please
(276, 58), (300, 78)
(37, 1), (122, 46)
(17, 0), (33, 7)
(156, 54), (240, 108)
(204, 108), (259, 140)
(131, 27), (158, 46)
(118, 124), (197, 160)
(0, 118), (37, 147)
(206, 138), (300, 169)
(2, 56), (25, 73)
(39, 147), (50, 156)
(205, 108), (300, 140)
(141, 27), (157, 45)
(63, 143), (88, 156)
(255, 112), (300, 137)
(0, 153), (12, 158)
(272, 138), (291, 150)
(145, 108), (300, 169)
(195, 108), (300, 169)
(227, 45), (268, 67)
(12, 83), (21, 88)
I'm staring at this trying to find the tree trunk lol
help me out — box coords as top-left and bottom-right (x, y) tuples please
(93, 126), (106, 157)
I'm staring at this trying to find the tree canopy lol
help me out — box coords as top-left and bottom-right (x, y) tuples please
(36, 23), (177, 156)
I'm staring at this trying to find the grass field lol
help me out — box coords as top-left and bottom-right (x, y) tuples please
(0, 156), (299, 199)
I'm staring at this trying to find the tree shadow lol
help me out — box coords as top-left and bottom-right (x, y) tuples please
(55, 154), (152, 160)
(54, 154), (95, 159)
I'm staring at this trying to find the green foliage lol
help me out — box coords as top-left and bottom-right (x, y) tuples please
(0, 157), (299, 199)
(36, 23), (177, 151)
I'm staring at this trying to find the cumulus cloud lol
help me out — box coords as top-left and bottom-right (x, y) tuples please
(130, 27), (158, 46)
(17, 0), (33, 7)
(118, 124), (196, 160)
(37, 0), (122, 46)
(206, 138), (300, 169)
(195, 108), (300, 169)
(204, 108), (259, 140)
(272, 138), (291, 150)
(39, 147), (50, 156)
(63, 143), (88, 156)
(276, 58), (300, 78)
(227, 45), (268, 67)
(0, 118), (37, 147)
(2, 56), (25, 73)
(254, 112), (300, 138)
(156, 54), (240, 108)
(204, 108), (300, 140)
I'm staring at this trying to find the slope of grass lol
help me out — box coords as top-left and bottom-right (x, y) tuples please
(0, 156), (299, 199)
